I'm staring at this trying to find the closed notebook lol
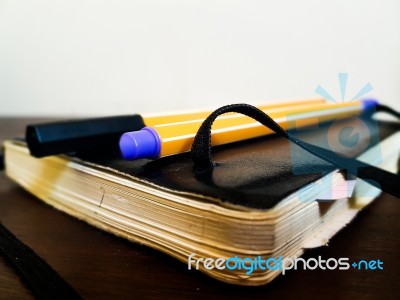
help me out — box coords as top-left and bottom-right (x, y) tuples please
(4, 117), (400, 285)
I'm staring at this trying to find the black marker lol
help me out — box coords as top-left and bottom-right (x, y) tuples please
(26, 115), (145, 157)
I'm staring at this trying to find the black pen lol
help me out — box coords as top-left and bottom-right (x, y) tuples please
(26, 115), (145, 157)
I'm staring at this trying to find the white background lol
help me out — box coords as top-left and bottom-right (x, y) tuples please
(1, 0), (399, 116)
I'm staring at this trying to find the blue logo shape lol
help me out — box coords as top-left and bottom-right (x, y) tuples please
(315, 73), (373, 103)
(288, 73), (382, 201)
(339, 127), (360, 148)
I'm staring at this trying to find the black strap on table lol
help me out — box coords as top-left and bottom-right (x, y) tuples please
(191, 103), (400, 199)
(0, 222), (82, 299)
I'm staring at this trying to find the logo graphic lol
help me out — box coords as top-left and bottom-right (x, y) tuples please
(315, 73), (373, 103)
(288, 73), (382, 201)
(188, 253), (384, 275)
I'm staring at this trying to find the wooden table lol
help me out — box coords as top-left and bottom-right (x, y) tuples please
(0, 118), (399, 300)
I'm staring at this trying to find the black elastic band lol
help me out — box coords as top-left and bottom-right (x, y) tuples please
(191, 103), (400, 199)
(0, 222), (82, 299)
(376, 103), (400, 119)
(0, 152), (4, 171)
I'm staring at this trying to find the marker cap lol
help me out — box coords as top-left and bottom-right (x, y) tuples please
(119, 127), (161, 160)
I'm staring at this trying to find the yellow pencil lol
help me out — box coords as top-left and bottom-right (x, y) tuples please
(120, 99), (371, 160)
(143, 98), (326, 126)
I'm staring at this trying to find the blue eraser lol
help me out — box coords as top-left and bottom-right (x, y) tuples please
(119, 127), (161, 160)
